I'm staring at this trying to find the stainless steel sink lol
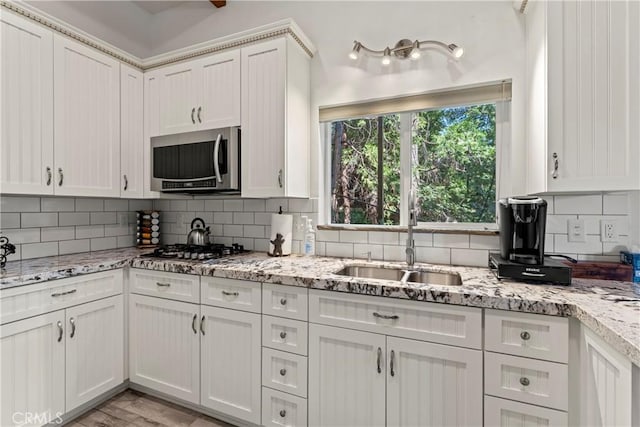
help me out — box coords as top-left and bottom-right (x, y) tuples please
(335, 266), (462, 286)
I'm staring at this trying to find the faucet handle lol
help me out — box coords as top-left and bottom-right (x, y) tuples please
(361, 251), (372, 262)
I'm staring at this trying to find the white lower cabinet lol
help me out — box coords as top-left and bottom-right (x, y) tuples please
(128, 294), (200, 404)
(308, 324), (387, 427)
(65, 295), (124, 411)
(1, 311), (65, 427)
(263, 387), (308, 427)
(200, 305), (261, 424)
(484, 396), (568, 427)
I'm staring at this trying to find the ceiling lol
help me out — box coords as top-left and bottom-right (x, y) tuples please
(131, 1), (187, 15)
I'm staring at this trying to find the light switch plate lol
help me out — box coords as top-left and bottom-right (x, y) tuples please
(567, 218), (586, 242)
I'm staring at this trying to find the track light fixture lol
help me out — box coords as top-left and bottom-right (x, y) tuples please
(349, 38), (464, 64)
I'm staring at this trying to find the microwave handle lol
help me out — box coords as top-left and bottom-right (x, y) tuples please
(213, 134), (223, 183)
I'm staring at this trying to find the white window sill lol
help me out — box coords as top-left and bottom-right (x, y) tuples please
(318, 224), (498, 236)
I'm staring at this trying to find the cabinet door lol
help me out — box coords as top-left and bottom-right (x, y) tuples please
(241, 38), (286, 198)
(546, 0), (640, 191)
(200, 305), (261, 424)
(308, 324), (386, 427)
(53, 35), (120, 197)
(1, 311), (65, 427)
(129, 294), (200, 404)
(0, 12), (54, 195)
(197, 50), (241, 129)
(120, 63), (144, 198)
(386, 336), (482, 427)
(65, 295), (124, 411)
(484, 396), (568, 427)
(143, 71), (161, 198)
(157, 61), (198, 136)
(580, 324), (632, 427)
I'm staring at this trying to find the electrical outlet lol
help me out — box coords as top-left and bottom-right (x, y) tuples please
(567, 218), (586, 242)
(600, 220), (619, 242)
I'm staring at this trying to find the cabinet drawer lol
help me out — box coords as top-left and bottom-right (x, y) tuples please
(263, 283), (308, 321)
(1, 269), (123, 324)
(485, 309), (568, 363)
(262, 348), (308, 398)
(262, 387), (308, 427)
(263, 315), (308, 356)
(485, 352), (568, 411)
(201, 277), (261, 313)
(309, 290), (482, 349)
(484, 396), (567, 427)
(130, 268), (199, 303)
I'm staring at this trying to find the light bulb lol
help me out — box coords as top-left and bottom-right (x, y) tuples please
(448, 44), (464, 58)
(410, 50), (421, 60)
(349, 51), (359, 60)
(349, 42), (361, 61)
(381, 47), (391, 66)
(410, 40), (421, 59)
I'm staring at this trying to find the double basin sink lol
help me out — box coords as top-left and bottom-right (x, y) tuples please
(335, 265), (462, 286)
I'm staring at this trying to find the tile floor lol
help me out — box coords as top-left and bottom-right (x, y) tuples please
(67, 389), (234, 427)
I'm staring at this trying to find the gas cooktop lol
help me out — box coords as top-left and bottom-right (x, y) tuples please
(141, 243), (249, 261)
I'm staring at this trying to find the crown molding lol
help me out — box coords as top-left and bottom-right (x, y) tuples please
(1, 1), (316, 72)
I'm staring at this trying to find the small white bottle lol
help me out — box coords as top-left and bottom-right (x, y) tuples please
(303, 218), (316, 256)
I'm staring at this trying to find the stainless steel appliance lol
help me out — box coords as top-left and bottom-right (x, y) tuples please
(140, 243), (248, 262)
(151, 127), (240, 193)
(187, 218), (210, 246)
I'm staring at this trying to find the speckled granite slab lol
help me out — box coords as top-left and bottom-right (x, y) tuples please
(2, 248), (638, 366)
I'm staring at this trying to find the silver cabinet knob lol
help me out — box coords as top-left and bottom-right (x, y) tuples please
(280, 368), (287, 376)
(520, 331), (531, 341)
(280, 331), (287, 339)
(520, 377), (530, 386)
(280, 298), (287, 306)
(279, 410), (286, 418)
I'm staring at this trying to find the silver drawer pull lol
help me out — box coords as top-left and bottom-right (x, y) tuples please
(520, 377), (530, 386)
(390, 349), (395, 377)
(58, 168), (64, 186)
(51, 289), (77, 297)
(377, 347), (382, 374)
(222, 290), (239, 297)
(280, 368), (287, 376)
(200, 315), (205, 335)
(280, 331), (287, 340)
(520, 331), (531, 341)
(373, 312), (399, 320)
(279, 410), (286, 418)
(57, 321), (63, 342)
(156, 282), (171, 287)
(192, 314), (198, 334)
(69, 317), (76, 338)
(46, 166), (52, 186)
(280, 298), (287, 306)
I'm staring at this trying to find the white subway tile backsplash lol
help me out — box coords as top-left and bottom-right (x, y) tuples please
(317, 230), (340, 242)
(204, 199), (224, 211)
(21, 213), (57, 228)
(59, 239), (90, 255)
(451, 249), (489, 267)
(213, 212), (233, 224)
(254, 238), (270, 252)
(354, 243), (383, 261)
(315, 241), (326, 256)
(90, 237), (117, 251)
(546, 215), (575, 235)
(469, 235), (500, 250)
(383, 245), (405, 261)
(244, 225), (265, 238)
(76, 225), (105, 239)
(340, 230), (368, 244)
(554, 194), (602, 215)
(234, 237), (255, 250)
(603, 193), (628, 215)
(369, 231), (399, 245)
(554, 234), (602, 255)
(21, 242), (58, 259)
(90, 212), (116, 225)
(153, 200), (172, 211)
(41, 197), (75, 212)
(210, 224), (224, 237)
(168, 200), (186, 211)
(104, 224), (133, 237)
(266, 199), (288, 213)
(41, 227), (75, 242)
(104, 199), (129, 212)
(416, 247), (451, 265)
(433, 233), (469, 248)
(234, 212), (254, 224)
(1, 213), (20, 229)
(243, 199), (266, 212)
(289, 199), (313, 213)
(223, 199), (243, 212)
(187, 200), (205, 212)
(129, 199), (153, 211)
(194, 212), (214, 224)
(59, 212), (90, 226)
(545, 234), (554, 253)
(2, 228), (40, 244)
(117, 235), (136, 248)
(412, 232), (433, 247)
(75, 198), (104, 212)
(1, 196), (40, 212)
(325, 242), (354, 259)
(223, 224), (243, 237)
(254, 213), (272, 225)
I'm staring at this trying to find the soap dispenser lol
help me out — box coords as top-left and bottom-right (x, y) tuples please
(303, 218), (316, 256)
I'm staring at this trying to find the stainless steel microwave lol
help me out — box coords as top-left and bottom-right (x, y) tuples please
(150, 127), (240, 193)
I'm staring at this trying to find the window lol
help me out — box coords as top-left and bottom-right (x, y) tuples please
(322, 82), (510, 227)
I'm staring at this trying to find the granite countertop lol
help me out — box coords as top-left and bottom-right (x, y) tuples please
(2, 248), (639, 366)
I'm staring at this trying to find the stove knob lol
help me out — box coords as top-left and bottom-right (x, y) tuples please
(198, 253), (206, 260)
(191, 253), (199, 260)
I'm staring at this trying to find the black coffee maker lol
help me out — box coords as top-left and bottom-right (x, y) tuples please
(490, 196), (571, 285)
(498, 196), (547, 265)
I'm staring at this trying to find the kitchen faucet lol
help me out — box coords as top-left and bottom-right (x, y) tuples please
(406, 188), (417, 267)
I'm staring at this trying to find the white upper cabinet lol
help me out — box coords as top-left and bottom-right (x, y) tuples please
(0, 11), (54, 195)
(146, 49), (241, 138)
(241, 37), (311, 198)
(526, 0), (640, 193)
(120, 64), (144, 198)
(53, 34), (120, 197)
